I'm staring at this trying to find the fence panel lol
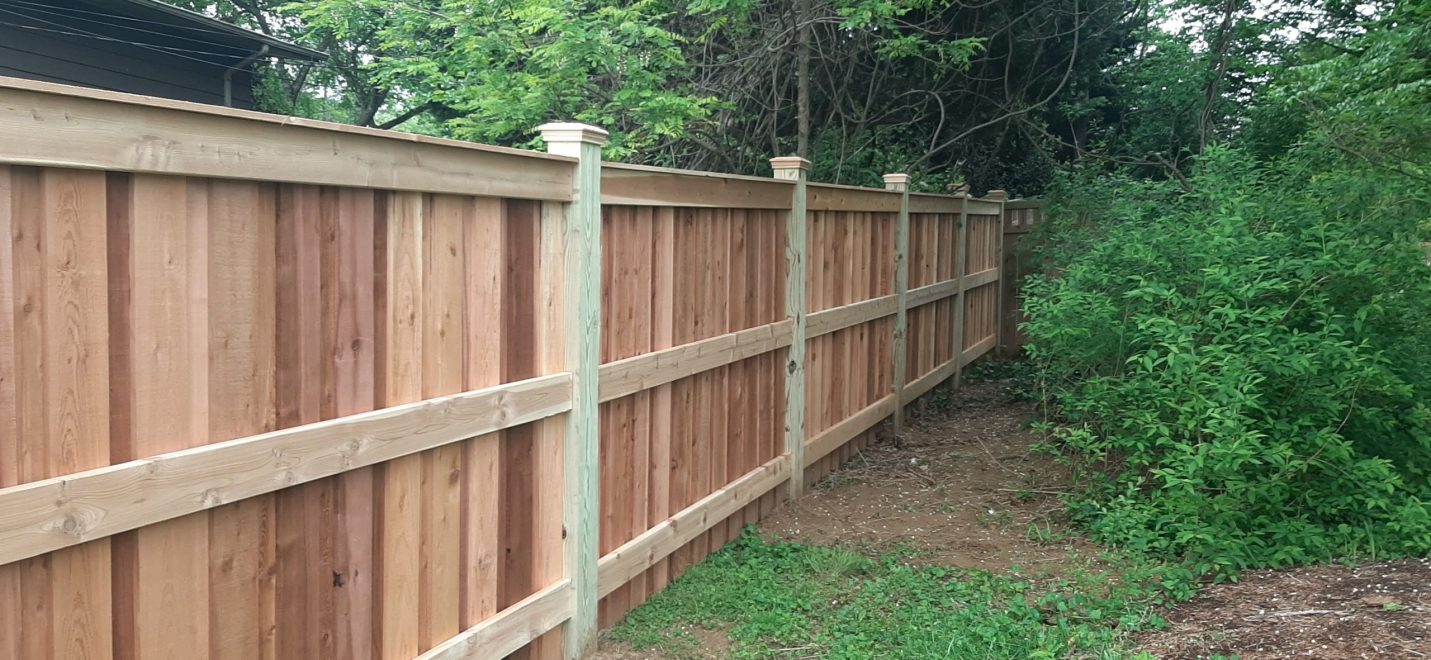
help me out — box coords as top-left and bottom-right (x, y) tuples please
(906, 209), (961, 387)
(962, 209), (1003, 360)
(0, 78), (578, 660)
(803, 188), (900, 483)
(594, 165), (791, 627)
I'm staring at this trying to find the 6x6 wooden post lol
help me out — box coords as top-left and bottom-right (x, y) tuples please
(538, 122), (607, 659)
(883, 173), (911, 432)
(985, 190), (1009, 353)
(771, 156), (809, 500)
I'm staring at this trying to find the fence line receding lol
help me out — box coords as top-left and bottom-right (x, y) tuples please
(0, 76), (1007, 659)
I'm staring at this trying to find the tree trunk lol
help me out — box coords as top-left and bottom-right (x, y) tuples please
(796, 0), (812, 158)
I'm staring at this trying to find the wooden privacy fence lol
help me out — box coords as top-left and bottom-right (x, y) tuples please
(0, 76), (1005, 660)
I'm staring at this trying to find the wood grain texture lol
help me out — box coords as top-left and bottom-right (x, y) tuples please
(601, 164), (793, 209)
(204, 180), (278, 660)
(41, 168), (114, 660)
(597, 455), (791, 597)
(892, 189), (910, 430)
(499, 200), (540, 628)
(376, 190), (424, 659)
(951, 201), (970, 388)
(417, 195), (466, 651)
(784, 170), (808, 499)
(0, 373), (573, 567)
(807, 294), (897, 339)
(804, 395), (896, 469)
(331, 187), (378, 660)
(646, 206), (675, 595)
(0, 78), (575, 202)
(273, 184), (332, 660)
(806, 183), (902, 213)
(9, 166), (50, 659)
(416, 579), (572, 660)
(0, 165), (18, 660)
(111, 173), (210, 660)
(598, 320), (793, 402)
(460, 197), (504, 631)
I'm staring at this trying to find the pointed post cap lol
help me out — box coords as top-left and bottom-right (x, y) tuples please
(537, 122), (609, 157)
(986, 189), (1009, 201)
(882, 173), (911, 192)
(769, 156), (811, 181)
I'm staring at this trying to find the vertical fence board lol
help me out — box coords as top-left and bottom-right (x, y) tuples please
(377, 190), (424, 660)
(332, 188), (378, 660)
(113, 174), (210, 660)
(9, 166), (49, 660)
(647, 206), (675, 594)
(40, 169), (114, 660)
(498, 199), (541, 659)
(273, 184), (330, 660)
(205, 180), (278, 660)
(460, 197), (504, 630)
(0, 165), (17, 660)
(418, 195), (466, 650)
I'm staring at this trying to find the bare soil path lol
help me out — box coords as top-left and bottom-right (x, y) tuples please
(594, 375), (1431, 659)
(757, 377), (1090, 572)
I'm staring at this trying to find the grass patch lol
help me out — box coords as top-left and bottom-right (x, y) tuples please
(611, 531), (1195, 659)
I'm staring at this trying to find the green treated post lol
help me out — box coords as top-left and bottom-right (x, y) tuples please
(538, 122), (606, 659)
(883, 173), (911, 432)
(986, 189), (1009, 352)
(951, 187), (970, 389)
(771, 156), (809, 500)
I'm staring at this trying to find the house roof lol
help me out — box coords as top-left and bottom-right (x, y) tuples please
(2, 0), (326, 63)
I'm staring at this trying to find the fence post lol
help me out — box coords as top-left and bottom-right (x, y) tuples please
(986, 190), (1008, 354)
(951, 186), (970, 388)
(537, 122), (606, 659)
(882, 173), (911, 432)
(771, 156), (809, 500)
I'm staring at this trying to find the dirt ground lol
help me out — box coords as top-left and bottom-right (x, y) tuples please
(594, 375), (1431, 659)
(758, 377), (1092, 573)
(1136, 558), (1431, 659)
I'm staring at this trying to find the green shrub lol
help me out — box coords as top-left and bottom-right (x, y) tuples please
(1023, 148), (1431, 578)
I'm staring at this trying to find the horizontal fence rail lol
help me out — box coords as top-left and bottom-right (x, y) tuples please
(0, 76), (1006, 659)
(0, 373), (573, 565)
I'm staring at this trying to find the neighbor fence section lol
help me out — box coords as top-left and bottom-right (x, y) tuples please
(1000, 198), (1044, 355)
(0, 75), (1006, 659)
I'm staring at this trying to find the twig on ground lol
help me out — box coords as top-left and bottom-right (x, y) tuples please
(905, 468), (939, 487)
(997, 488), (1070, 496)
(1242, 609), (1345, 620)
(975, 436), (1023, 476)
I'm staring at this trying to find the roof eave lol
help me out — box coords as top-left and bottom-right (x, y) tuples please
(119, 0), (327, 61)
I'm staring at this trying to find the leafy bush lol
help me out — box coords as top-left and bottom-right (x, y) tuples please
(1023, 147), (1431, 577)
(1023, 0), (1431, 577)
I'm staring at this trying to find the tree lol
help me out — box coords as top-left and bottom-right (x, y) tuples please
(162, 0), (1141, 191)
